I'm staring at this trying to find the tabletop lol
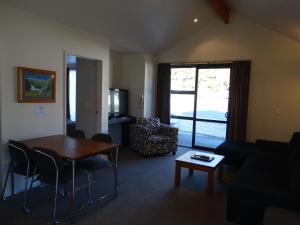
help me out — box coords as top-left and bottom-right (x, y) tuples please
(21, 134), (119, 160)
(175, 150), (224, 168)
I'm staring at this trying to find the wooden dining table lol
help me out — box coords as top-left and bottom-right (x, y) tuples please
(21, 134), (119, 220)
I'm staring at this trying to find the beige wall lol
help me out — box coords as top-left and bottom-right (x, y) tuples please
(110, 52), (157, 118)
(159, 14), (300, 142)
(144, 55), (156, 118)
(0, 4), (110, 194)
(110, 53), (145, 118)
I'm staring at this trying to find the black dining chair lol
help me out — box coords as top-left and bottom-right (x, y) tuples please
(29, 147), (88, 224)
(77, 133), (118, 203)
(1, 140), (36, 212)
(68, 129), (85, 139)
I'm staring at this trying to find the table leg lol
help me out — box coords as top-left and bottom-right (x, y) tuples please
(207, 170), (214, 195)
(175, 163), (181, 186)
(218, 163), (224, 182)
(189, 169), (194, 176)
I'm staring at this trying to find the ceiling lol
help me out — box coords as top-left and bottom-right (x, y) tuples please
(227, 0), (300, 46)
(1, 0), (300, 54)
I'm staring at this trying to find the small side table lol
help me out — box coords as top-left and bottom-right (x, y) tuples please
(175, 151), (224, 195)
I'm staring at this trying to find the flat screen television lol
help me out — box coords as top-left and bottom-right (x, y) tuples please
(109, 88), (128, 118)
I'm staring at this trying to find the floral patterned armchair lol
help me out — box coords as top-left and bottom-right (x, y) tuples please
(129, 118), (178, 156)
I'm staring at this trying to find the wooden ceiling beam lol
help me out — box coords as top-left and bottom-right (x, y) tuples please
(210, 0), (230, 24)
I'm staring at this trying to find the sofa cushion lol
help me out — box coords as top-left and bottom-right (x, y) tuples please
(290, 159), (300, 193)
(234, 156), (290, 191)
(288, 145), (300, 171)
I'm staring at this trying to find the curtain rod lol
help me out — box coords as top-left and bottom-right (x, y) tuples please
(171, 60), (233, 66)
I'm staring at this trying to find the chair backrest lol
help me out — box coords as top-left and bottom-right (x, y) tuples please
(91, 133), (113, 143)
(32, 147), (65, 174)
(136, 118), (160, 133)
(69, 130), (86, 139)
(8, 140), (32, 166)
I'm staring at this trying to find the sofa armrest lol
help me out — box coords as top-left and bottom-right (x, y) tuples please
(255, 139), (290, 154)
(264, 207), (300, 225)
(159, 124), (178, 137)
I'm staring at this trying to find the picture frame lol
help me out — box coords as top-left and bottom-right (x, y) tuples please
(17, 67), (56, 103)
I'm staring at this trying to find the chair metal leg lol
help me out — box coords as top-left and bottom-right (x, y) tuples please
(25, 167), (36, 212)
(86, 172), (92, 204)
(23, 176), (30, 213)
(53, 181), (59, 224)
(1, 165), (11, 200)
(11, 172), (15, 197)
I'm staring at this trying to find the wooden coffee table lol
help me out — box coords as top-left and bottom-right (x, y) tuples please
(175, 151), (225, 195)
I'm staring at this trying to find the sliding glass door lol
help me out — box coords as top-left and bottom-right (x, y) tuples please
(170, 64), (231, 150)
(170, 67), (196, 147)
(194, 67), (230, 148)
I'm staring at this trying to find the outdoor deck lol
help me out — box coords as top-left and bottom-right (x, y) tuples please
(178, 131), (225, 149)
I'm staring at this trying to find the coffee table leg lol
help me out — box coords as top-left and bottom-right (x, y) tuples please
(189, 169), (194, 176)
(175, 163), (181, 186)
(207, 170), (214, 195)
(218, 163), (224, 182)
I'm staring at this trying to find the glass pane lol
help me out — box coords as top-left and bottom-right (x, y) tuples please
(69, 70), (76, 122)
(171, 68), (196, 91)
(170, 94), (194, 117)
(195, 121), (226, 148)
(196, 68), (230, 121)
(170, 118), (193, 147)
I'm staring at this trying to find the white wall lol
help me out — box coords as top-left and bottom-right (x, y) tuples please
(0, 3), (110, 194)
(159, 14), (300, 142)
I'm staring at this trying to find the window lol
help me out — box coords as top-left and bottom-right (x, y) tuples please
(170, 64), (231, 149)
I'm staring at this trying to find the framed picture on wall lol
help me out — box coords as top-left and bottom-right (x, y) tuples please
(17, 67), (56, 103)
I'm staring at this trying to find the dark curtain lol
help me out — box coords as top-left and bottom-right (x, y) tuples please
(226, 61), (251, 142)
(156, 63), (171, 125)
(66, 68), (70, 121)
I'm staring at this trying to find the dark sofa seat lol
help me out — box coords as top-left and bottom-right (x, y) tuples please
(222, 132), (300, 225)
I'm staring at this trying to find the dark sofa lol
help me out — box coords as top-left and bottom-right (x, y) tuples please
(216, 132), (300, 225)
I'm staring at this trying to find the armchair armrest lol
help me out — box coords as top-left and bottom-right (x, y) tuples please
(159, 124), (178, 136)
(255, 139), (290, 154)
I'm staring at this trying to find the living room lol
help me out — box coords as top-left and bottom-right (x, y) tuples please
(0, 1), (300, 225)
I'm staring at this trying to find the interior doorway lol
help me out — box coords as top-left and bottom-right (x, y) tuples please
(65, 54), (102, 138)
(170, 64), (231, 150)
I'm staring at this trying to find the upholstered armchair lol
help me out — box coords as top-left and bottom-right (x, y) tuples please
(129, 118), (178, 156)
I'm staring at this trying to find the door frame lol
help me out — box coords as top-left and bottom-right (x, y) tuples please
(63, 52), (103, 136)
(171, 63), (232, 150)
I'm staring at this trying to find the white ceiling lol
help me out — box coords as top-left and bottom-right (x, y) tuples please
(1, 0), (300, 54)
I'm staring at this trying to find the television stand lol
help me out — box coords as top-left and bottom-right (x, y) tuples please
(108, 116), (134, 146)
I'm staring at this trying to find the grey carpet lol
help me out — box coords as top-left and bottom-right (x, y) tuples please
(0, 147), (236, 225)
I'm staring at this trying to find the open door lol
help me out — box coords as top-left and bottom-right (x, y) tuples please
(66, 54), (101, 138)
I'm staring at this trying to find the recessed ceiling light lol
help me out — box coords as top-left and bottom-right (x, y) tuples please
(193, 18), (198, 23)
